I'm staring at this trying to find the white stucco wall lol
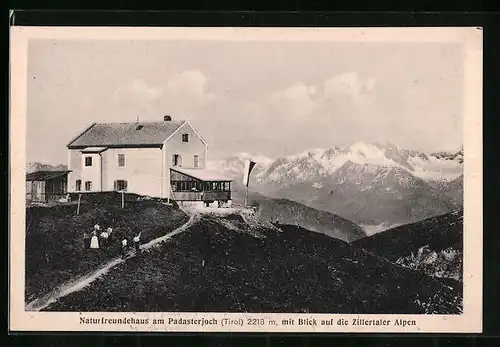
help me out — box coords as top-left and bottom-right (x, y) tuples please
(81, 153), (102, 191)
(67, 147), (163, 197)
(162, 122), (208, 199)
(101, 147), (163, 198)
(166, 123), (207, 169)
(68, 149), (102, 192)
(67, 149), (82, 192)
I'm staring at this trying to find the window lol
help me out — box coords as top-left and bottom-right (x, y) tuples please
(118, 154), (125, 167)
(75, 180), (82, 191)
(193, 155), (199, 168)
(114, 180), (128, 192)
(182, 133), (189, 142)
(85, 181), (92, 191)
(85, 156), (92, 167)
(172, 154), (182, 166)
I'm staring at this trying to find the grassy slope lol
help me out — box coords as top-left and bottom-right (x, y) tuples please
(25, 194), (188, 302)
(352, 211), (463, 283)
(48, 213), (461, 314)
(249, 195), (366, 242)
(352, 211), (463, 261)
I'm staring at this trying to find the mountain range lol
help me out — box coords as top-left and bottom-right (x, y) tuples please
(26, 162), (68, 173)
(208, 142), (463, 228)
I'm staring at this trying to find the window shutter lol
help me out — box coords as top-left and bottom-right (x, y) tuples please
(124, 181), (128, 191)
(114, 181), (117, 191)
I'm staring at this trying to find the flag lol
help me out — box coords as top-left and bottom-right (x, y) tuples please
(242, 158), (257, 187)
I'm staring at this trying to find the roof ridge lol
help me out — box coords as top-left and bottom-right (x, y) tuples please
(67, 119), (188, 148)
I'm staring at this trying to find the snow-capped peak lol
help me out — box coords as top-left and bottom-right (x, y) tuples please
(209, 142), (463, 184)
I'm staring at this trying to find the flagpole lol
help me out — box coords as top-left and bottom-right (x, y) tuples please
(245, 185), (248, 207)
(243, 158), (256, 208)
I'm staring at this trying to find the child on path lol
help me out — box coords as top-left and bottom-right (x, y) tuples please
(121, 238), (128, 258)
(83, 231), (90, 249)
(133, 232), (142, 253)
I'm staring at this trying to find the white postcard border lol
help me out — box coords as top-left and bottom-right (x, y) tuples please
(9, 26), (483, 333)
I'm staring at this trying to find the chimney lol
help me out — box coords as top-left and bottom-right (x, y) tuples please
(164, 115), (172, 121)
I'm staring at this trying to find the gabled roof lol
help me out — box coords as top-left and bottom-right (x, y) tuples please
(171, 168), (232, 182)
(67, 121), (186, 148)
(26, 170), (71, 181)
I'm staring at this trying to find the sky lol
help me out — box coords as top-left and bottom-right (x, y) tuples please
(26, 39), (464, 165)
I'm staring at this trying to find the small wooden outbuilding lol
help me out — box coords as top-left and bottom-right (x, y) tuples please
(26, 170), (71, 203)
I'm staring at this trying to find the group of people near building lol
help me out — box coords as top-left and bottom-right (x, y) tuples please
(83, 223), (142, 258)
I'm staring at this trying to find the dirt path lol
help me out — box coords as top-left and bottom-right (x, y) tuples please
(25, 209), (199, 312)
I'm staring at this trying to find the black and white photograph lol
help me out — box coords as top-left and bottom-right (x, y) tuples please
(10, 26), (482, 333)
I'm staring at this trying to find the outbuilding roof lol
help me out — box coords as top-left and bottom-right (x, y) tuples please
(67, 121), (186, 148)
(26, 170), (71, 181)
(171, 168), (232, 182)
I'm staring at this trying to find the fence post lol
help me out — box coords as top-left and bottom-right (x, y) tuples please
(77, 194), (82, 215)
(121, 191), (124, 209)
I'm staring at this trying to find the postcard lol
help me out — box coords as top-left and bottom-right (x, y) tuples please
(9, 26), (482, 332)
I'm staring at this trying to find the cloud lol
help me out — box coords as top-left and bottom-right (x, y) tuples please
(268, 82), (317, 118)
(267, 73), (376, 122)
(115, 79), (162, 102)
(115, 70), (216, 106)
(323, 72), (376, 100)
(165, 70), (216, 103)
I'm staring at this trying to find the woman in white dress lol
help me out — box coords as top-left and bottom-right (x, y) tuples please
(90, 230), (99, 249)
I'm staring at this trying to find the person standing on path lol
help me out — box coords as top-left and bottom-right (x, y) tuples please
(100, 229), (109, 251)
(90, 230), (99, 250)
(106, 227), (113, 243)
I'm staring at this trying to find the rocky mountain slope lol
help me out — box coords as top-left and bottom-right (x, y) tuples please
(353, 210), (463, 282)
(209, 143), (463, 227)
(46, 210), (462, 314)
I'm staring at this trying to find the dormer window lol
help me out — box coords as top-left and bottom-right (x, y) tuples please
(182, 134), (189, 142)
